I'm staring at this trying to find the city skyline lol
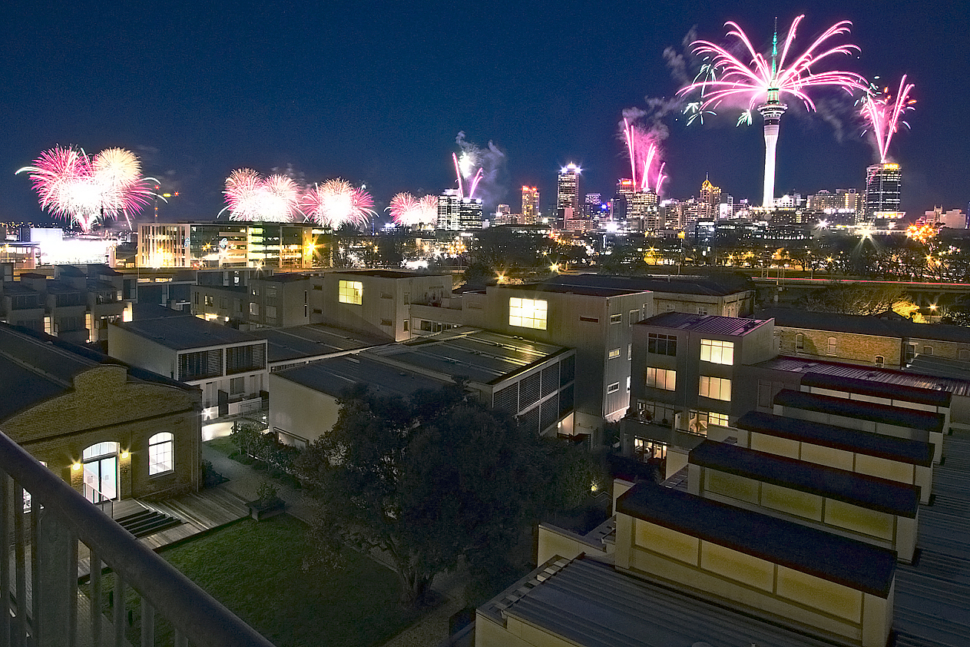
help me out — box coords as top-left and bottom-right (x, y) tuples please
(0, 1), (967, 224)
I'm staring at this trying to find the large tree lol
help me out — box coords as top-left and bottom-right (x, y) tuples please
(293, 383), (597, 606)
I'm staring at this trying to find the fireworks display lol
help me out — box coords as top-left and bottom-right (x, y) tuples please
(223, 169), (303, 222)
(388, 192), (438, 227)
(860, 75), (916, 163)
(17, 146), (154, 231)
(621, 118), (665, 194)
(302, 179), (376, 228)
(679, 16), (867, 113)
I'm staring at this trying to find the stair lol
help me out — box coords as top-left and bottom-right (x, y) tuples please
(114, 508), (181, 538)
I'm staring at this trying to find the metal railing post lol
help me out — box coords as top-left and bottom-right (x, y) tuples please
(0, 470), (10, 647)
(36, 506), (77, 647)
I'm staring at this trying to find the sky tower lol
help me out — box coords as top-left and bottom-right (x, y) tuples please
(758, 20), (787, 208)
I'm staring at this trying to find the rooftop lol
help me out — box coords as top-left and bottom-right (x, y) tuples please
(774, 389), (946, 433)
(252, 324), (385, 364)
(275, 354), (443, 399)
(498, 283), (649, 298)
(758, 307), (970, 343)
(752, 355), (970, 398)
(638, 312), (770, 336)
(114, 316), (262, 351)
(331, 269), (443, 279)
(617, 482), (896, 596)
(367, 328), (570, 385)
(801, 371), (952, 407)
(735, 411), (934, 466)
(689, 440), (920, 517)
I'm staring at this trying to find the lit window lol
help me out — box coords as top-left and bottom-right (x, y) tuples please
(249, 303), (259, 316)
(700, 339), (734, 365)
(645, 367), (677, 391)
(338, 280), (363, 305)
(509, 297), (548, 330)
(608, 348), (621, 359)
(610, 313), (622, 324)
(607, 382), (620, 394)
(709, 411), (728, 426)
(149, 433), (174, 475)
(699, 376), (731, 401)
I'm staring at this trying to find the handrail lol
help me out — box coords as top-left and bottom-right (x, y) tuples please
(0, 429), (275, 647)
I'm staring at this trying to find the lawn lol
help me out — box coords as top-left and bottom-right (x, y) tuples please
(86, 515), (424, 647)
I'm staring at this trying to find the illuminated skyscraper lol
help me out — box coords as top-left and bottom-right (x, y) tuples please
(864, 163), (903, 221)
(521, 186), (539, 224)
(437, 189), (462, 230)
(557, 164), (581, 222)
(613, 179), (635, 221)
(699, 176), (722, 219)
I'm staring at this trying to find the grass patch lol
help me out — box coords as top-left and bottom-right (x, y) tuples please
(84, 515), (423, 647)
(205, 437), (236, 456)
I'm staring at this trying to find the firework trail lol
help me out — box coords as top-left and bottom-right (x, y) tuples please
(388, 192), (438, 227)
(17, 146), (153, 231)
(621, 116), (666, 194)
(678, 16), (866, 207)
(222, 169), (302, 222)
(302, 179), (375, 228)
(860, 75), (916, 163)
(452, 132), (506, 205)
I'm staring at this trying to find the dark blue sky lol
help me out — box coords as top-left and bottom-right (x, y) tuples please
(1, 1), (967, 224)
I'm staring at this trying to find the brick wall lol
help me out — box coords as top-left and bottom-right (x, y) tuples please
(774, 326), (902, 368)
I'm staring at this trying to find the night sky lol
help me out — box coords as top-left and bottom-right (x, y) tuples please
(1, 1), (968, 225)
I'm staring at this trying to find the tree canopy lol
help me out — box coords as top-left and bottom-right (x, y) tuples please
(293, 383), (601, 606)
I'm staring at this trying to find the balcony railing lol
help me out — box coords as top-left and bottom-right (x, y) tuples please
(0, 428), (275, 647)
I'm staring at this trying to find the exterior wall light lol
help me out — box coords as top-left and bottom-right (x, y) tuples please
(121, 451), (130, 459)
(72, 463), (82, 471)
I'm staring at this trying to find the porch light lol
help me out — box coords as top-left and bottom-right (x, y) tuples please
(72, 463), (82, 472)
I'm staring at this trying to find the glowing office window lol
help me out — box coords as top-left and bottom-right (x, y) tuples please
(338, 280), (363, 305)
(149, 433), (174, 475)
(699, 376), (732, 401)
(645, 367), (677, 391)
(700, 339), (734, 365)
(509, 298), (547, 330)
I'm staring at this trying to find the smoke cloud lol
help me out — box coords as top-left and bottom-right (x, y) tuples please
(454, 131), (508, 209)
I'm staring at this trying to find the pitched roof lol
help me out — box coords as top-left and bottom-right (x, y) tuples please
(759, 307), (970, 343)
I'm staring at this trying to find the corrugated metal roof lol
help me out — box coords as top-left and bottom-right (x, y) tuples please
(480, 556), (838, 647)
(754, 356), (970, 397)
(639, 312), (770, 336)
(760, 307), (970, 344)
(117, 315), (262, 350)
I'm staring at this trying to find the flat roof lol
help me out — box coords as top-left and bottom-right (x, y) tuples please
(500, 283), (649, 298)
(690, 440), (919, 517)
(114, 316), (262, 351)
(801, 371), (952, 407)
(275, 354), (443, 399)
(479, 556), (838, 647)
(331, 269), (444, 279)
(616, 482), (896, 596)
(774, 389), (946, 433)
(638, 312), (770, 337)
(253, 325), (385, 364)
(368, 328), (570, 385)
(736, 411), (934, 466)
(752, 355), (970, 398)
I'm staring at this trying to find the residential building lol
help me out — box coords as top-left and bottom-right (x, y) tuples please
(269, 328), (575, 446)
(0, 263), (134, 344)
(192, 271), (312, 328)
(108, 313), (268, 439)
(622, 313), (775, 460)
(137, 221), (316, 269)
(521, 186), (539, 224)
(308, 269), (453, 342)
(0, 323), (201, 501)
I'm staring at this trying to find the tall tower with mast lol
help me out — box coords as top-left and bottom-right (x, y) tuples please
(758, 19), (788, 209)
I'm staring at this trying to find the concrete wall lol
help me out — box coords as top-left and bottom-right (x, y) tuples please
(269, 374), (341, 445)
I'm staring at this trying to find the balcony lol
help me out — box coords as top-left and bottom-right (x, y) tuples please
(0, 428), (274, 647)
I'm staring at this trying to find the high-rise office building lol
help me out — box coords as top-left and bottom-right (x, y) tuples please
(698, 176), (721, 221)
(459, 197), (484, 229)
(864, 163), (903, 221)
(521, 186), (539, 224)
(584, 193), (602, 218)
(438, 189), (463, 230)
(613, 179), (635, 221)
(557, 164), (581, 223)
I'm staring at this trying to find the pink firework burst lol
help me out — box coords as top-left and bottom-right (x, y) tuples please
(860, 75), (916, 163)
(303, 179), (375, 228)
(17, 146), (153, 232)
(679, 16), (867, 113)
(621, 118), (665, 193)
(388, 192), (438, 227)
(223, 169), (302, 222)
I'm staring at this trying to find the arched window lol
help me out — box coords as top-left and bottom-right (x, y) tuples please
(83, 442), (119, 460)
(149, 433), (174, 475)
